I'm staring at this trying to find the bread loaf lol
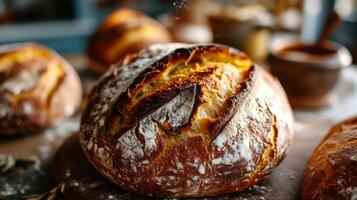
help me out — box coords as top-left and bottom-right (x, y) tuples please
(87, 8), (172, 73)
(302, 117), (357, 200)
(0, 43), (82, 136)
(80, 43), (293, 197)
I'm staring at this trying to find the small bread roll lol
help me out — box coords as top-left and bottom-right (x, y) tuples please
(86, 8), (172, 73)
(302, 117), (357, 200)
(80, 43), (293, 197)
(0, 43), (82, 136)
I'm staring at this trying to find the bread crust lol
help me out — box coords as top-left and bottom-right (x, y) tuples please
(0, 43), (82, 136)
(302, 117), (357, 200)
(86, 8), (172, 73)
(80, 43), (293, 197)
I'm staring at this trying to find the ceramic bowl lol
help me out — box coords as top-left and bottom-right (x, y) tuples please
(268, 36), (352, 109)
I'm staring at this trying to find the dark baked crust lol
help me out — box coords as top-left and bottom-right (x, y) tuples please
(86, 8), (172, 73)
(302, 117), (357, 200)
(80, 43), (293, 197)
(55, 133), (279, 200)
(0, 43), (82, 136)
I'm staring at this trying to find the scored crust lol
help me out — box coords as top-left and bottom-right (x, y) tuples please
(302, 117), (357, 200)
(0, 43), (82, 135)
(80, 43), (293, 197)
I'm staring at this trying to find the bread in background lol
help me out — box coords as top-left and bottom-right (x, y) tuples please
(86, 8), (171, 74)
(0, 43), (82, 136)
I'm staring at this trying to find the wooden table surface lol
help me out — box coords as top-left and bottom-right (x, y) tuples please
(0, 56), (356, 199)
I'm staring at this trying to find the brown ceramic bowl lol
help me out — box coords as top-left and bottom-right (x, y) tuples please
(268, 36), (352, 109)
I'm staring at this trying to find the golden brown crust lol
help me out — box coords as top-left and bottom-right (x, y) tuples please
(80, 43), (293, 197)
(86, 8), (172, 73)
(0, 43), (83, 136)
(302, 117), (357, 200)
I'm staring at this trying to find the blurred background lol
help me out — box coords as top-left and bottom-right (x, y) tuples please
(0, 0), (356, 109)
(0, 0), (355, 63)
(0, 1), (357, 198)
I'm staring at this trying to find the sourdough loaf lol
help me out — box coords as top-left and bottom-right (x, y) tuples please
(80, 43), (293, 197)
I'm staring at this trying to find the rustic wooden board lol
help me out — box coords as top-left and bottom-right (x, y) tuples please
(0, 63), (356, 199)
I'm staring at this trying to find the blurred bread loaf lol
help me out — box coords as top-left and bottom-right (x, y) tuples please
(86, 8), (171, 73)
(0, 43), (82, 136)
(302, 117), (357, 200)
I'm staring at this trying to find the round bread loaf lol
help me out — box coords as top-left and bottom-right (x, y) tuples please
(0, 43), (82, 136)
(80, 43), (293, 197)
(87, 8), (172, 73)
(302, 117), (357, 200)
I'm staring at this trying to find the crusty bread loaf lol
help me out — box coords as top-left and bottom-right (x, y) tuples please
(86, 8), (172, 73)
(79, 43), (293, 197)
(0, 43), (82, 136)
(302, 117), (357, 200)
